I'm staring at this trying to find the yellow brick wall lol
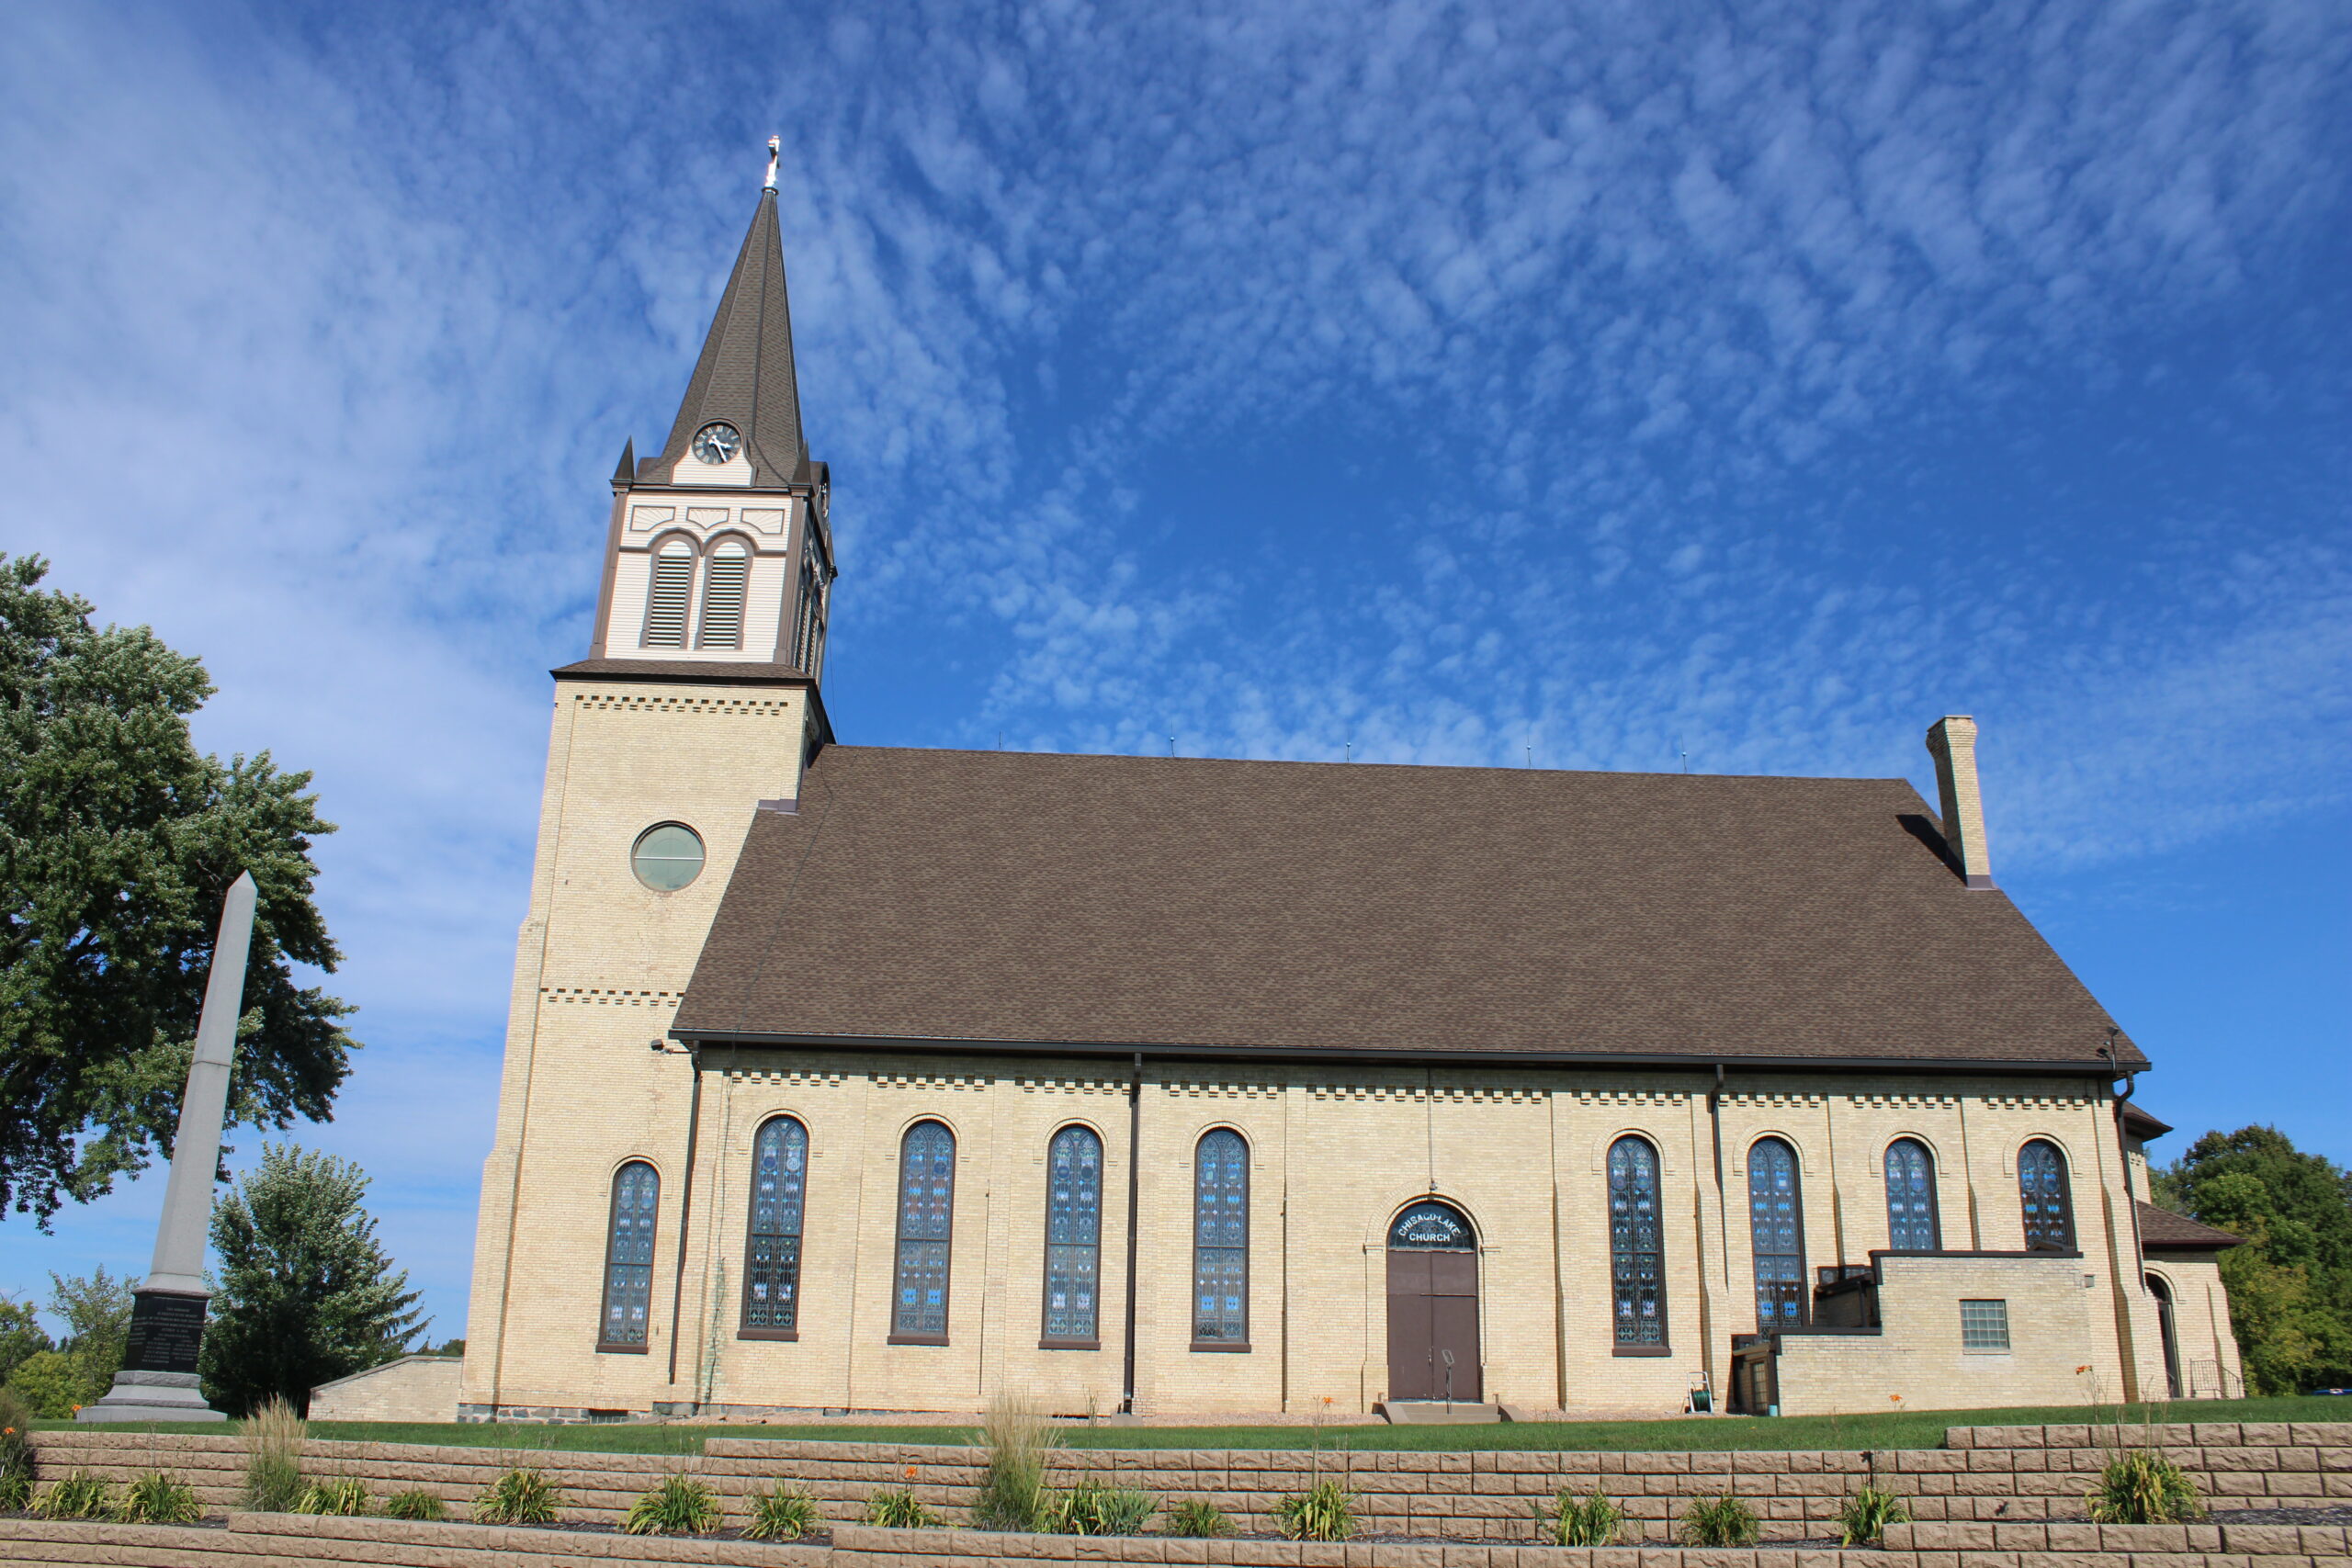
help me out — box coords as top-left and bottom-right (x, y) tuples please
(463, 676), (816, 1415)
(461, 676), (2235, 1420)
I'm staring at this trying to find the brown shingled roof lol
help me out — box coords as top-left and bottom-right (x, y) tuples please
(2137, 1201), (2244, 1251)
(673, 746), (2144, 1070)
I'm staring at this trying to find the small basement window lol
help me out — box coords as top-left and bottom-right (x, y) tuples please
(1960, 1298), (2011, 1352)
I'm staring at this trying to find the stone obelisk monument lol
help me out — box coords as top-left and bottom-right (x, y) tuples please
(78, 873), (256, 1423)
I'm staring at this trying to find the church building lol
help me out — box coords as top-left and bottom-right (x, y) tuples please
(459, 161), (2244, 1422)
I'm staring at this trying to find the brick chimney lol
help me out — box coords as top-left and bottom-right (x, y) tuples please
(1924, 716), (1995, 889)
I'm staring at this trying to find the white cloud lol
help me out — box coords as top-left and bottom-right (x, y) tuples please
(2, 0), (2346, 1325)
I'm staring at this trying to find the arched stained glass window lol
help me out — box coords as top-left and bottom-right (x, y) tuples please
(696, 537), (750, 649)
(891, 1122), (956, 1340)
(643, 538), (694, 649)
(1192, 1129), (1249, 1346)
(598, 1161), (660, 1349)
(1885, 1139), (1940, 1251)
(741, 1117), (808, 1333)
(1609, 1136), (1668, 1347)
(2019, 1140), (2074, 1252)
(1747, 1137), (1806, 1331)
(1042, 1125), (1103, 1344)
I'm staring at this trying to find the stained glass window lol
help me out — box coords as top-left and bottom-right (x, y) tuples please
(1609, 1136), (1668, 1346)
(1043, 1125), (1103, 1343)
(741, 1117), (808, 1332)
(1747, 1137), (1806, 1332)
(599, 1161), (660, 1349)
(2018, 1140), (2074, 1252)
(1883, 1138), (1939, 1251)
(1192, 1129), (1249, 1345)
(892, 1122), (956, 1339)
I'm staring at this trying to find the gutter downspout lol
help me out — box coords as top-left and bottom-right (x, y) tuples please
(665, 1046), (706, 1395)
(1122, 1051), (1144, 1416)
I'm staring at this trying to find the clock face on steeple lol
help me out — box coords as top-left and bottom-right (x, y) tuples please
(691, 423), (742, 464)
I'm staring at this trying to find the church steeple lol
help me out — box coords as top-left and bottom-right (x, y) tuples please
(586, 141), (832, 677)
(641, 154), (808, 489)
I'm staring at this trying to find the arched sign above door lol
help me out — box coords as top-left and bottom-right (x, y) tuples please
(1388, 1201), (1475, 1250)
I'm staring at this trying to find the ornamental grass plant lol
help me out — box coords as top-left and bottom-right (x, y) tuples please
(1051, 1477), (1157, 1535)
(1162, 1498), (1234, 1538)
(2087, 1449), (2203, 1524)
(742, 1483), (821, 1540)
(292, 1475), (371, 1517)
(382, 1488), (447, 1521)
(1680, 1491), (1761, 1547)
(1272, 1478), (1358, 1542)
(971, 1390), (1060, 1531)
(1539, 1484), (1624, 1547)
(1838, 1483), (1910, 1546)
(117, 1472), (203, 1524)
(623, 1472), (722, 1536)
(30, 1470), (116, 1520)
(240, 1397), (306, 1512)
(473, 1466), (562, 1526)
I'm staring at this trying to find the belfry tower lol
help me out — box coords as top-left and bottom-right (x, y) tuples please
(590, 140), (833, 672)
(461, 144), (834, 1416)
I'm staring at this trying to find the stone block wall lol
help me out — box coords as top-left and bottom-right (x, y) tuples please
(25, 1420), (2348, 1546)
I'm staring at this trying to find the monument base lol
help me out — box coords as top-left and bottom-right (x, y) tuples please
(76, 1369), (226, 1423)
(78, 1287), (224, 1422)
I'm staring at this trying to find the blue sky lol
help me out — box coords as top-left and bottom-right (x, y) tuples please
(2, 0), (2346, 1344)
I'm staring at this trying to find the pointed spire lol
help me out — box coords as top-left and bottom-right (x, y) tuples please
(611, 437), (635, 488)
(650, 149), (808, 488)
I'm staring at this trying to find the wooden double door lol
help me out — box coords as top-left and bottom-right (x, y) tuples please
(1385, 1201), (1482, 1403)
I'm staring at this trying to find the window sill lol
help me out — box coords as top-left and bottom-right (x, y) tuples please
(1190, 1340), (1251, 1353)
(888, 1333), (951, 1347)
(1612, 1345), (1673, 1357)
(737, 1328), (799, 1342)
(1038, 1337), (1101, 1351)
(595, 1343), (650, 1355)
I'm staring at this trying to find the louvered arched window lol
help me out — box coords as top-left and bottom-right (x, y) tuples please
(1042, 1125), (1103, 1345)
(2019, 1140), (2075, 1252)
(890, 1122), (956, 1342)
(1747, 1137), (1806, 1330)
(642, 538), (695, 649)
(1608, 1135), (1668, 1348)
(1885, 1138), (1940, 1251)
(741, 1117), (808, 1334)
(791, 541), (826, 674)
(697, 537), (750, 649)
(1192, 1129), (1249, 1347)
(598, 1161), (660, 1349)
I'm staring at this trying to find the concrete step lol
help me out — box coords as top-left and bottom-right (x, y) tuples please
(1375, 1400), (1503, 1424)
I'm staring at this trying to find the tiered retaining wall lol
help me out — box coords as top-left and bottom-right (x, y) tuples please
(2, 1517), (2349, 1568)
(28, 1422), (2349, 1542)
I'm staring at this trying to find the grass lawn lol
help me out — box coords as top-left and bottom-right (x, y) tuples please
(35, 1394), (2346, 1456)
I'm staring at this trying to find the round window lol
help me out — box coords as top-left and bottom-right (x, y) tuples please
(631, 823), (705, 891)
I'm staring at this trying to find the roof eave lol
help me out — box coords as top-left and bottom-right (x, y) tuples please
(662, 1027), (2130, 1077)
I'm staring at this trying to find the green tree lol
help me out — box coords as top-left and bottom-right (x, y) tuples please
(2154, 1125), (2352, 1395)
(0, 1295), (49, 1386)
(198, 1145), (425, 1416)
(0, 1268), (133, 1416)
(0, 552), (357, 1226)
